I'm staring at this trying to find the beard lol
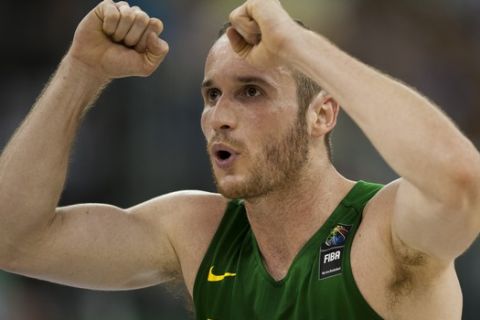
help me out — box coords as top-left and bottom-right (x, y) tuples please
(209, 112), (310, 200)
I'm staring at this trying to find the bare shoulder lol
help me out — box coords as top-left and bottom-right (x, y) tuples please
(127, 190), (227, 220)
(352, 180), (462, 319)
(127, 190), (229, 295)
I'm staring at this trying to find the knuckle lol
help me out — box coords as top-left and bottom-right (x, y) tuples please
(116, 1), (130, 8)
(229, 6), (244, 22)
(140, 11), (150, 20)
(106, 10), (120, 23)
(160, 41), (169, 54)
(229, 10), (238, 23)
(135, 12), (149, 26)
(124, 37), (136, 47)
(150, 18), (164, 33)
(119, 7), (134, 21)
(123, 14), (135, 24)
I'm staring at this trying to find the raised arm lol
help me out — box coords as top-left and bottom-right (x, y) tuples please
(0, 0), (180, 289)
(227, 0), (480, 263)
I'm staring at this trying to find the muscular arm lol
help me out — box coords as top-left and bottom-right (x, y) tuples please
(0, 0), (181, 289)
(290, 28), (480, 261)
(9, 202), (178, 290)
(0, 57), (105, 269)
(228, 0), (480, 263)
(4, 190), (225, 291)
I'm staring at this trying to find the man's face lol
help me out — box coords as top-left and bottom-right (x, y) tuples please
(201, 37), (310, 199)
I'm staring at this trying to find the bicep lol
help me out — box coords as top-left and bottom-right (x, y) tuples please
(8, 201), (178, 290)
(391, 178), (479, 262)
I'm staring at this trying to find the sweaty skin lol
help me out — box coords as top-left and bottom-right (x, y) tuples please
(0, 0), (479, 319)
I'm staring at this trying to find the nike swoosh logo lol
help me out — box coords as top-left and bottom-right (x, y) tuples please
(207, 266), (236, 282)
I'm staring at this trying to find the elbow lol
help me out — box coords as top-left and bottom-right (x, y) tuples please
(448, 157), (480, 214)
(455, 168), (480, 244)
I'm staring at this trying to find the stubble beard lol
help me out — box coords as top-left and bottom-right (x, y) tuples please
(211, 113), (310, 200)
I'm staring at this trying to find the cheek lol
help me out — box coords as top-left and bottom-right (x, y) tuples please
(200, 109), (210, 137)
(246, 107), (292, 137)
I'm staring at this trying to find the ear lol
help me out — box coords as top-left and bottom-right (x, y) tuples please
(307, 91), (340, 138)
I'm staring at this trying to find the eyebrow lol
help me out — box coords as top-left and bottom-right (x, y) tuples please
(201, 76), (276, 90)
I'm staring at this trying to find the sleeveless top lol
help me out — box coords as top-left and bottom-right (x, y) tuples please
(193, 180), (384, 319)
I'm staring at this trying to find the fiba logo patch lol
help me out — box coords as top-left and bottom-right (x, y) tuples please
(324, 225), (349, 247)
(319, 223), (352, 280)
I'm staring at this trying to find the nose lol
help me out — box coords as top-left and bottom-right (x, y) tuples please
(210, 97), (238, 132)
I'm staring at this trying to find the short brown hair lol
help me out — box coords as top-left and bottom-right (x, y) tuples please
(216, 22), (332, 161)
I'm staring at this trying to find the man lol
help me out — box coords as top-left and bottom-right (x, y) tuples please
(0, 0), (478, 319)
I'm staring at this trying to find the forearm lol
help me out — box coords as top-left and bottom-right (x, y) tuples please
(290, 30), (480, 205)
(0, 56), (107, 257)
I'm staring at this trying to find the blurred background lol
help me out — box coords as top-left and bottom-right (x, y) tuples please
(0, 0), (479, 319)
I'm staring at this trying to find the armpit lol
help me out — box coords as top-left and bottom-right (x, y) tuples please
(388, 234), (441, 306)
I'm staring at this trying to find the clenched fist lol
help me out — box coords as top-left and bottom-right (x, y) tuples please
(68, 0), (169, 81)
(227, 0), (304, 69)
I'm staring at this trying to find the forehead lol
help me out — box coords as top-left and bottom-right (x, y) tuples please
(203, 36), (296, 90)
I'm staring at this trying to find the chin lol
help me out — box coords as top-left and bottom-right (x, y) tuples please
(214, 174), (271, 200)
(215, 176), (246, 199)
(217, 188), (243, 200)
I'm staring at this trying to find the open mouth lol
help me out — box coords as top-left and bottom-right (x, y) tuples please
(211, 143), (238, 167)
(216, 150), (232, 161)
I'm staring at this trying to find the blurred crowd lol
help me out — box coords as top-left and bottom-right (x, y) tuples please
(0, 0), (479, 319)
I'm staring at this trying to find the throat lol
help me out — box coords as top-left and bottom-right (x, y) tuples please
(251, 216), (324, 282)
(253, 232), (300, 281)
(245, 172), (356, 281)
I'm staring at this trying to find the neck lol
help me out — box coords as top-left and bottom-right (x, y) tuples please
(244, 161), (354, 280)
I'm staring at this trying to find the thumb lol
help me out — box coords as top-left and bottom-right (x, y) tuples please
(226, 27), (250, 57)
(145, 32), (169, 67)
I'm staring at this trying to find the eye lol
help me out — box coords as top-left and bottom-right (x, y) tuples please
(206, 88), (222, 103)
(244, 86), (261, 98)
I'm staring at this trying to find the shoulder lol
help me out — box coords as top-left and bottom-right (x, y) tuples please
(363, 179), (450, 269)
(128, 190), (230, 294)
(127, 189), (228, 213)
(127, 190), (228, 232)
(127, 189), (229, 253)
(360, 179), (400, 237)
(361, 179), (441, 269)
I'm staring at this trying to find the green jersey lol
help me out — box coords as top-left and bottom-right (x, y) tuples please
(193, 181), (384, 320)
